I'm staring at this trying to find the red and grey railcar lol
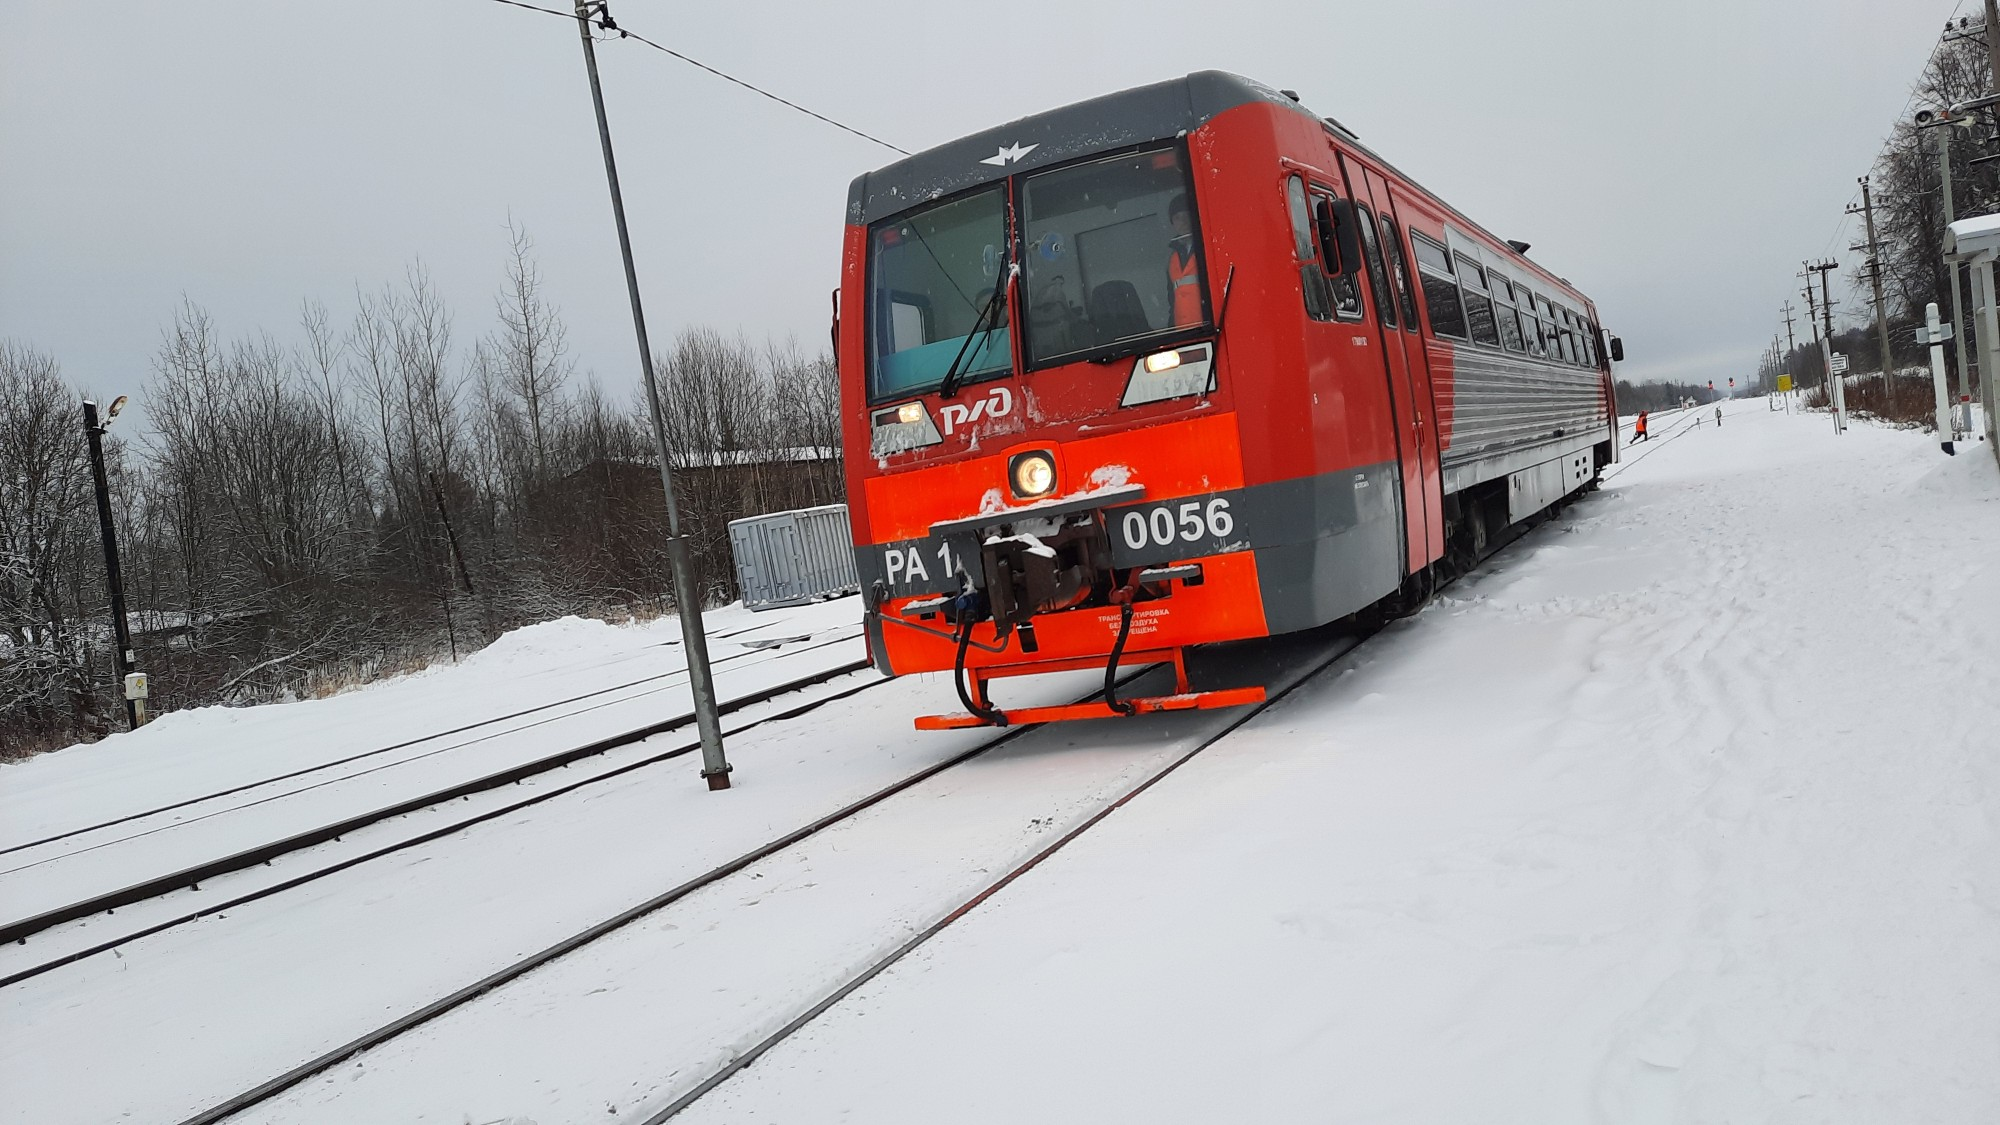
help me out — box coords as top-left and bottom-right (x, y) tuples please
(836, 71), (1620, 728)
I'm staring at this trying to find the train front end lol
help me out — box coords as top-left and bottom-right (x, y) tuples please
(839, 75), (1295, 729)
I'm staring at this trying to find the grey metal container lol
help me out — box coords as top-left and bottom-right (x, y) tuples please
(727, 504), (860, 611)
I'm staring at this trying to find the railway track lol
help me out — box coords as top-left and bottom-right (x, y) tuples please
(171, 627), (1359, 1125)
(1, 624), (861, 860)
(636, 629), (1359, 1122)
(163, 660), (1165, 1124)
(0, 652), (878, 988)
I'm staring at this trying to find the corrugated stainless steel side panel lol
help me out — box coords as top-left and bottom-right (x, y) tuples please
(1440, 349), (1609, 484)
(727, 504), (860, 611)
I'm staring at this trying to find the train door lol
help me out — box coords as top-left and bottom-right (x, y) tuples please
(1281, 172), (1367, 486)
(1341, 158), (1444, 572)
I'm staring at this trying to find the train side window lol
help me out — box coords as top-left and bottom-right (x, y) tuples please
(1516, 291), (1543, 356)
(1378, 216), (1420, 329)
(1455, 253), (1501, 347)
(1409, 231), (1468, 339)
(1353, 203), (1395, 328)
(1536, 296), (1560, 361)
(1286, 176), (1334, 321)
(1555, 308), (1577, 364)
(1580, 320), (1599, 367)
(1489, 272), (1526, 353)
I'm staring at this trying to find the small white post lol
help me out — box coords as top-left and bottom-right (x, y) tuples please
(1927, 302), (1956, 455)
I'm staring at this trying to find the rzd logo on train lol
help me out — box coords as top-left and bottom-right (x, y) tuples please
(938, 387), (1013, 436)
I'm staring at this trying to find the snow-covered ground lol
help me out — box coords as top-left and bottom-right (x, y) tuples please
(0, 607), (869, 948)
(0, 596), (863, 848)
(6, 403), (1997, 1124)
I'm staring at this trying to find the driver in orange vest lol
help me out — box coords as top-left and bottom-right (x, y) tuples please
(1166, 194), (1202, 327)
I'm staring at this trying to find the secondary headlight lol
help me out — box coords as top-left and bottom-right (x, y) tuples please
(895, 401), (925, 424)
(1142, 348), (1183, 373)
(1009, 451), (1056, 498)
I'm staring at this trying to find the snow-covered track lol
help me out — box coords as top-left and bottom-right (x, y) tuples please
(167, 670), (1146, 1125)
(174, 630), (1359, 1125)
(0, 658), (876, 984)
(639, 633), (1361, 1123)
(0, 627), (862, 860)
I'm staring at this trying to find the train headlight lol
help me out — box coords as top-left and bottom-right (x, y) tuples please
(1009, 451), (1057, 499)
(896, 401), (925, 424)
(1142, 348), (1183, 373)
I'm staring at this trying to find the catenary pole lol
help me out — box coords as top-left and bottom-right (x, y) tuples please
(82, 400), (138, 731)
(571, 0), (731, 790)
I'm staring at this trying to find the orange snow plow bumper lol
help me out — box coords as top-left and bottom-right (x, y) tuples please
(913, 646), (1266, 730)
(915, 686), (1265, 730)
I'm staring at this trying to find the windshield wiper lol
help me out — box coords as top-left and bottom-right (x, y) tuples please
(937, 266), (1010, 401)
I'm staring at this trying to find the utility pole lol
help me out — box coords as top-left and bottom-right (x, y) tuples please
(82, 398), (141, 731)
(571, 0), (731, 790)
(1805, 258), (1843, 432)
(1809, 259), (1838, 341)
(1780, 300), (1798, 392)
(1800, 264), (1823, 356)
(1847, 177), (1896, 392)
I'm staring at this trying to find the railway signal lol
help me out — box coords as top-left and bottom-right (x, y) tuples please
(82, 396), (143, 731)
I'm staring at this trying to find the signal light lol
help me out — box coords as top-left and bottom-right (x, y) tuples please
(1009, 451), (1056, 498)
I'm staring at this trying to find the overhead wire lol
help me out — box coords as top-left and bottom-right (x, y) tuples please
(478, 0), (911, 156)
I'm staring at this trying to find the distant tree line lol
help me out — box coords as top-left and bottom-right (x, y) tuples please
(1613, 379), (1719, 414)
(0, 225), (840, 756)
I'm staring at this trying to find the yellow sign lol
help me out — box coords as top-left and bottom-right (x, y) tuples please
(1776, 374), (1794, 392)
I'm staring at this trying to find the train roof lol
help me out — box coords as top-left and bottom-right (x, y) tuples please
(847, 71), (1594, 313)
(845, 71), (1315, 226)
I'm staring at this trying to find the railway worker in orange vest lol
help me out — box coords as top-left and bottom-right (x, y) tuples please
(1632, 410), (1650, 442)
(1166, 194), (1202, 327)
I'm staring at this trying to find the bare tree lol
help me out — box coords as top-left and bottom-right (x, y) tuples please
(493, 220), (572, 485)
(0, 341), (101, 748)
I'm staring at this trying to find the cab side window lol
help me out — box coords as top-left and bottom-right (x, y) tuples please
(1285, 176), (1333, 321)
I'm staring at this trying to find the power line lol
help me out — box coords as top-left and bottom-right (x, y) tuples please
(613, 27), (911, 155)
(479, 0), (911, 156)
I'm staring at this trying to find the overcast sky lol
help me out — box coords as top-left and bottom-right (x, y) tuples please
(0, 0), (1952, 413)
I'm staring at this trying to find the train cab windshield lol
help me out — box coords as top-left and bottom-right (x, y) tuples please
(1021, 145), (1208, 365)
(867, 186), (1012, 403)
